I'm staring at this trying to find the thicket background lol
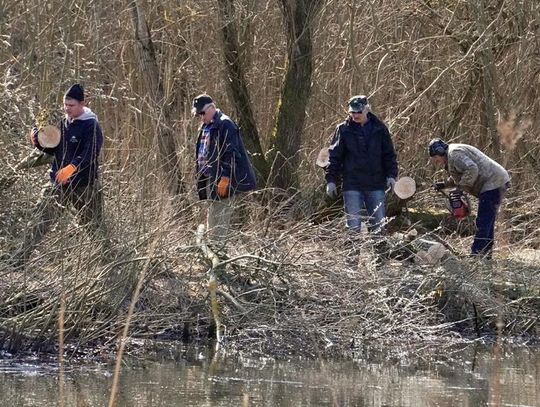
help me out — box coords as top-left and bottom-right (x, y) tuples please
(1, 0), (538, 188)
(0, 0), (538, 355)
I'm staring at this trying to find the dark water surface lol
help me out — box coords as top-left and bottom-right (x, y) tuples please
(0, 343), (538, 406)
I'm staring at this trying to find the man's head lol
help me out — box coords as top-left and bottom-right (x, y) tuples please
(348, 95), (369, 124)
(63, 83), (86, 119)
(192, 94), (216, 124)
(428, 138), (449, 165)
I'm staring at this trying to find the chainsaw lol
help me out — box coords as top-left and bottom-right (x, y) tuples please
(435, 183), (471, 220)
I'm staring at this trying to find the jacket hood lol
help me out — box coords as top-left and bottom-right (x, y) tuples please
(66, 107), (98, 123)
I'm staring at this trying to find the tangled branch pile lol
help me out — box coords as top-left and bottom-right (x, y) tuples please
(1, 184), (538, 359)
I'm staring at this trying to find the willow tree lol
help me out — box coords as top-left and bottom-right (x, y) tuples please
(268, 0), (324, 190)
(217, 0), (270, 185)
(419, 0), (531, 159)
(128, 0), (184, 195)
(473, 0), (500, 157)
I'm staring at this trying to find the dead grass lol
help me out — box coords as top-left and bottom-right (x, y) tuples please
(1, 178), (538, 360)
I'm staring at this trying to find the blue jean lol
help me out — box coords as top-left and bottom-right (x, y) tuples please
(471, 187), (503, 257)
(343, 189), (386, 232)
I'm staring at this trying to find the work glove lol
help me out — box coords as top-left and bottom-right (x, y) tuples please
(433, 181), (446, 192)
(326, 182), (337, 198)
(55, 164), (77, 185)
(31, 127), (40, 146)
(386, 177), (396, 189)
(461, 185), (473, 195)
(217, 176), (230, 198)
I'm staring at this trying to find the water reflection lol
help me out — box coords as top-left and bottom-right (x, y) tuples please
(0, 344), (538, 406)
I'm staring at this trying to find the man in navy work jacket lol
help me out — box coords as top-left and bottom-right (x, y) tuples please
(13, 83), (104, 268)
(193, 94), (256, 249)
(325, 95), (398, 233)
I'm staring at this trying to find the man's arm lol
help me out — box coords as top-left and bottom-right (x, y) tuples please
(451, 151), (479, 190)
(325, 126), (345, 184)
(381, 127), (398, 180)
(217, 120), (240, 180)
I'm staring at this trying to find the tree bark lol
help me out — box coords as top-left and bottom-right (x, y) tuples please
(128, 0), (184, 195)
(445, 65), (481, 138)
(216, 0), (269, 186)
(268, 0), (323, 190)
(474, 0), (500, 158)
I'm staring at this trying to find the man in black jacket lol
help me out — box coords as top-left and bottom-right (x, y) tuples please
(193, 94), (256, 248)
(13, 83), (104, 268)
(325, 95), (398, 233)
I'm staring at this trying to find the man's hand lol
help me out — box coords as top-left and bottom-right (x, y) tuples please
(386, 177), (396, 189)
(55, 164), (77, 185)
(461, 185), (473, 195)
(326, 182), (337, 198)
(217, 176), (230, 198)
(433, 181), (446, 192)
(31, 127), (40, 147)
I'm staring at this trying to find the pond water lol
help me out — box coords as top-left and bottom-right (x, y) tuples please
(0, 343), (538, 406)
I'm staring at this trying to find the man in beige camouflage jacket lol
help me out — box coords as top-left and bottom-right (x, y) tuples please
(429, 139), (510, 258)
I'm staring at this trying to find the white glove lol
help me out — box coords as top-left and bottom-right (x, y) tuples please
(386, 177), (396, 189)
(326, 182), (337, 198)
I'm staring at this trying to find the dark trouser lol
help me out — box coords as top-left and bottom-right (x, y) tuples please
(471, 187), (503, 257)
(14, 182), (103, 267)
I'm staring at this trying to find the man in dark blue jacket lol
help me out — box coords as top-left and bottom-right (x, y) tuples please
(192, 94), (256, 247)
(13, 83), (104, 267)
(325, 95), (398, 233)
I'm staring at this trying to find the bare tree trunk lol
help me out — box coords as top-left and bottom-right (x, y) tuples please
(128, 0), (184, 195)
(475, 0), (500, 157)
(268, 0), (323, 190)
(217, 0), (270, 186)
(445, 66), (481, 138)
